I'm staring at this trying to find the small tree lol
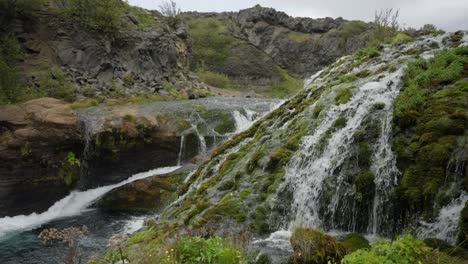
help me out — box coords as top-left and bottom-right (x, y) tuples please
(372, 8), (400, 43)
(158, 0), (180, 17)
(38, 226), (88, 264)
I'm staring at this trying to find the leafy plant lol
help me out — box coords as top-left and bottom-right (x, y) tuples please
(173, 236), (244, 264)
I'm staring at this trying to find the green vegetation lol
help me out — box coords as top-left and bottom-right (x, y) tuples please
(37, 67), (76, 102)
(333, 21), (368, 49)
(172, 236), (245, 264)
(196, 69), (231, 88)
(67, 0), (156, 33)
(67, 0), (126, 33)
(61, 152), (81, 188)
(341, 233), (370, 253)
(0, 37), (26, 104)
(270, 67), (304, 98)
(392, 33), (413, 43)
(342, 234), (464, 264)
(0, 0), (46, 22)
(288, 31), (311, 43)
(392, 46), (468, 215)
(188, 17), (241, 69)
(290, 227), (345, 264)
(335, 87), (353, 105)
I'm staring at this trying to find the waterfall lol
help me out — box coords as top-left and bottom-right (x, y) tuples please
(233, 110), (253, 133)
(418, 193), (468, 244)
(177, 135), (185, 166)
(0, 166), (180, 238)
(191, 123), (207, 154)
(285, 68), (404, 231)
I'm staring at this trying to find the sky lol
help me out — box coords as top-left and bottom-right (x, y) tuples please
(127, 0), (468, 31)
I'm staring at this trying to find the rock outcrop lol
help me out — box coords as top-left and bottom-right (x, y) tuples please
(0, 98), (81, 216)
(5, 2), (209, 99)
(184, 5), (372, 88)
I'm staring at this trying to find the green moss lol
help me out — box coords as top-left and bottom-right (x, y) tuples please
(332, 117), (347, 129)
(288, 31), (311, 43)
(392, 33), (413, 43)
(270, 67), (304, 98)
(355, 170), (375, 201)
(266, 147), (293, 172)
(61, 152), (81, 188)
(341, 233), (371, 253)
(250, 206), (270, 235)
(354, 69), (372, 78)
(246, 144), (266, 173)
(122, 114), (136, 123)
(290, 227), (345, 264)
(335, 87), (353, 105)
(355, 47), (380, 59)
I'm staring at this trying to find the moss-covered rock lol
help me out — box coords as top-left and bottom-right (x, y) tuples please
(290, 227), (345, 264)
(341, 233), (370, 253)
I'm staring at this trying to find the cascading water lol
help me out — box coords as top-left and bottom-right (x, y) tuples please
(177, 135), (185, 166)
(250, 33), (468, 256)
(417, 193), (468, 244)
(285, 68), (404, 231)
(0, 166), (180, 238)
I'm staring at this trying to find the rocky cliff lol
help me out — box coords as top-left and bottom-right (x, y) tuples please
(183, 5), (372, 95)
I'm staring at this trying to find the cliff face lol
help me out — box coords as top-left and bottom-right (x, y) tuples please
(3, 2), (210, 99)
(184, 5), (372, 91)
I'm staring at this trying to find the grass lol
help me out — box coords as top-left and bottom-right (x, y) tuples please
(196, 69), (231, 88)
(270, 67), (304, 98)
(288, 31), (311, 43)
(335, 87), (353, 105)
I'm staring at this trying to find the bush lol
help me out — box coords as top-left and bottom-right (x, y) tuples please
(188, 17), (240, 69)
(67, 0), (126, 33)
(0, 0), (46, 21)
(290, 227), (345, 264)
(197, 70), (231, 88)
(342, 234), (463, 264)
(392, 33), (412, 43)
(37, 67), (76, 102)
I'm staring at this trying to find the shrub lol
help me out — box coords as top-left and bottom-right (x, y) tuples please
(290, 227), (345, 264)
(342, 235), (430, 264)
(37, 67), (76, 102)
(0, 0), (46, 21)
(67, 0), (126, 33)
(188, 17), (240, 69)
(196, 70), (231, 88)
(392, 33), (412, 43)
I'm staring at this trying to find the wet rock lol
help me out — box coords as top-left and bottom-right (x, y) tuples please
(97, 165), (196, 212)
(0, 98), (81, 217)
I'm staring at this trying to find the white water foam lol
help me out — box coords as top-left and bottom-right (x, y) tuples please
(418, 193), (468, 244)
(233, 110), (253, 132)
(0, 166), (180, 238)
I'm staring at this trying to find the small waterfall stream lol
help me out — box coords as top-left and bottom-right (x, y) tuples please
(0, 166), (180, 238)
